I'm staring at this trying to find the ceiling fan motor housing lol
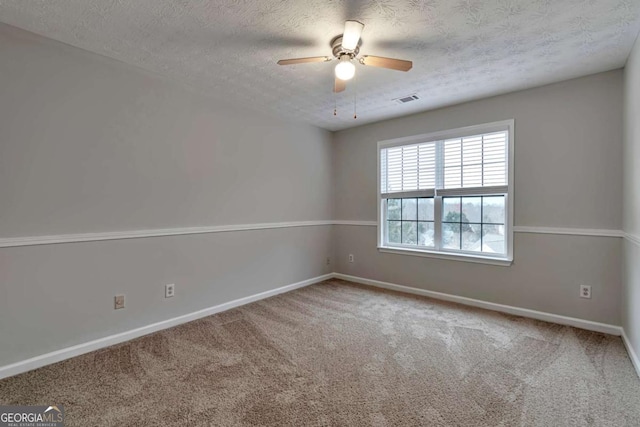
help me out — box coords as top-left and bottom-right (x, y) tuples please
(331, 36), (361, 59)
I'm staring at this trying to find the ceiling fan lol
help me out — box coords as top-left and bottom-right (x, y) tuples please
(277, 20), (412, 93)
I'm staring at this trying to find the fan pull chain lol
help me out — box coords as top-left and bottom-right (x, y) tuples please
(354, 88), (357, 119)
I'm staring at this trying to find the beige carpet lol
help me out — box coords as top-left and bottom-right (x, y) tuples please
(1, 279), (639, 426)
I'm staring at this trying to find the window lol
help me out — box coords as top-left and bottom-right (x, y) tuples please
(378, 120), (513, 265)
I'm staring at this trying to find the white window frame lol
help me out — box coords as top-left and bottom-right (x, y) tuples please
(377, 120), (514, 266)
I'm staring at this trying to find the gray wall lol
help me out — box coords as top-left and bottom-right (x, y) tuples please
(333, 71), (623, 325)
(0, 25), (333, 366)
(0, 25), (332, 236)
(623, 35), (640, 360)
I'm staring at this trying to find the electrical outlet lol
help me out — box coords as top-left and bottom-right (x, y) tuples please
(326, 257), (331, 266)
(165, 284), (175, 298)
(580, 285), (592, 299)
(348, 254), (354, 263)
(114, 295), (125, 310)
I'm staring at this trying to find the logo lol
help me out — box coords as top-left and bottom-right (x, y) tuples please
(0, 405), (64, 427)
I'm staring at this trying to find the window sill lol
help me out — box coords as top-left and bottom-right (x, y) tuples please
(377, 246), (513, 267)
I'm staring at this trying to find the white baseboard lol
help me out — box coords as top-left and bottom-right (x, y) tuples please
(332, 273), (622, 336)
(0, 273), (333, 380)
(621, 329), (640, 379)
(1, 271), (632, 381)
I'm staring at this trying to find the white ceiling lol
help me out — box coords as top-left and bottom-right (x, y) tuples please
(1, 0), (639, 131)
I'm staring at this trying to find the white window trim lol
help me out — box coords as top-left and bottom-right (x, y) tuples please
(376, 120), (514, 266)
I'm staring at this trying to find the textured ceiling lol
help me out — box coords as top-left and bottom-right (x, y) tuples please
(1, 0), (639, 131)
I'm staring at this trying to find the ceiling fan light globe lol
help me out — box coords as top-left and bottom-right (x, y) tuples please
(342, 20), (364, 51)
(335, 61), (355, 81)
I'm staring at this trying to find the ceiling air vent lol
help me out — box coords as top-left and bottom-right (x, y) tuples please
(393, 94), (420, 104)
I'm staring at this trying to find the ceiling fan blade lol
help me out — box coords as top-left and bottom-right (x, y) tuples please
(342, 20), (364, 51)
(334, 77), (346, 93)
(361, 55), (412, 72)
(277, 56), (331, 65)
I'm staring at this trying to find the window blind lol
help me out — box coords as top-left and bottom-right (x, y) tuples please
(443, 131), (507, 189)
(381, 142), (436, 196)
(381, 130), (507, 198)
